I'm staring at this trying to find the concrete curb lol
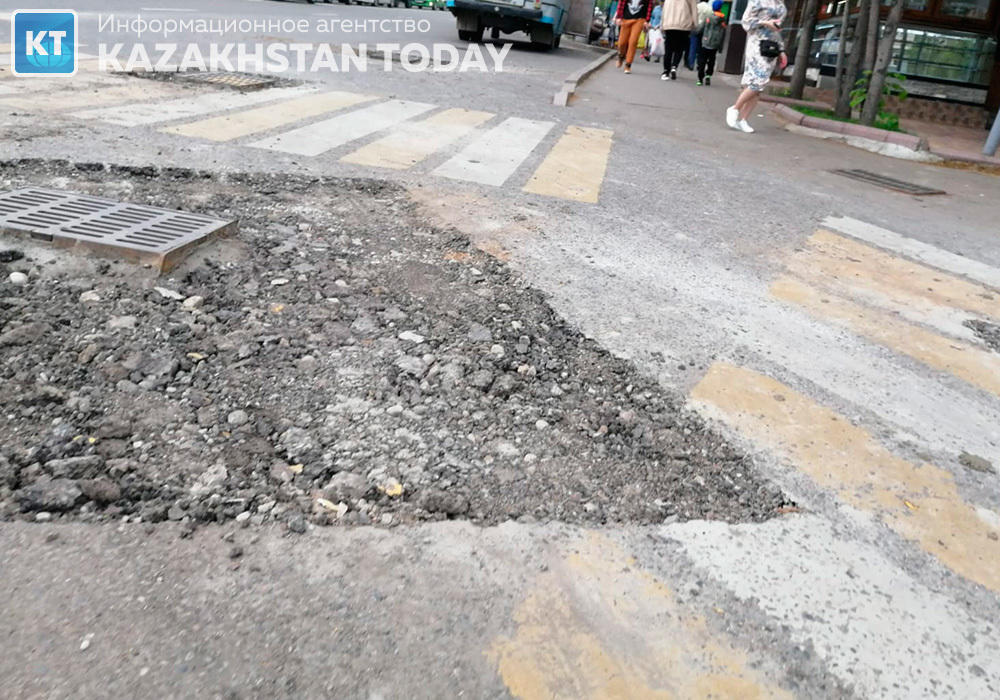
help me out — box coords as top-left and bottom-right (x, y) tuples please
(771, 103), (928, 151)
(781, 122), (942, 163)
(554, 48), (617, 106)
(761, 94), (832, 111)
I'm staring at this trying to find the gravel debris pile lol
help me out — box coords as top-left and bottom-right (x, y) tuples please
(0, 160), (790, 530)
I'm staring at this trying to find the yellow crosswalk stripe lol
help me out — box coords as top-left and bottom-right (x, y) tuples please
(161, 90), (376, 142)
(490, 533), (793, 700)
(341, 108), (494, 170)
(0, 81), (182, 111)
(787, 230), (1000, 323)
(522, 126), (613, 204)
(772, 276), (1000, 397)
(691, 362), (1000, 593)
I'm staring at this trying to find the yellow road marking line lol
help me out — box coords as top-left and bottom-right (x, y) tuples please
(522, 125), (613, 204)
(824, 215), (1000, 291)
(161, 90), (376, 142)
(341, 107), (494, 170)
(772, 276), (1000, 398)
(490, 533), (792, 700)
(691, 363), (1000, 593)
(789, 230), (1000, 323)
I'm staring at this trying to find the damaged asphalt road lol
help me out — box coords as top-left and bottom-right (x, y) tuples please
(0, 160), (789, 532)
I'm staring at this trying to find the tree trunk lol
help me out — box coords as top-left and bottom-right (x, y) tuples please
(835, 0), (870, 118)
(833, 0), (852, 113)
(861, 0), (904, 125)
(789, 0), (822, 99)
(864, 0), (879, 74)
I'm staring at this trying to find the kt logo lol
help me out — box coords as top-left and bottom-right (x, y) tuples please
(12, 10), (78, 76)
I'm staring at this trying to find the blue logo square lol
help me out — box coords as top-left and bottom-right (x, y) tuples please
(12, 10), (78, 76)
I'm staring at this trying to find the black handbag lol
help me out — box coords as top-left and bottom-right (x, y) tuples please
(759, 39), (782, 58)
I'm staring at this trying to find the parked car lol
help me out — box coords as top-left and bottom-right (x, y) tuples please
(412, 0), (447, 7)
(447, 0), (569, 50)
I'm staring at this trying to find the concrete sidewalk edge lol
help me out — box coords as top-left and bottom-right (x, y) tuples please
(554, 47), (616, 106)
(781, 120), (942, 164)
(771, 103), (928, 151)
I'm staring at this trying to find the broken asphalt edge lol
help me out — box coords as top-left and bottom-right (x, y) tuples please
(554, 47), (616, 107)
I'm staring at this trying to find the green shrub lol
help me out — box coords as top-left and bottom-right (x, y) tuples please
(874, 112), (900, 131)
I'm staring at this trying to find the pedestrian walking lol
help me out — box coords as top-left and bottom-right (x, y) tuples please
(696, 0), (726, 86)
(726, 0), (787, 133)
(659, 0), (698, 81)
(686, 30), (699, 70)
(641, 0), (664, 61)
(607, 0), (620, 45)
(615, 0), (654, 74)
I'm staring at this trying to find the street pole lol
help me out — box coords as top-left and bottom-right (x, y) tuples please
(985, 109), (1000, 157)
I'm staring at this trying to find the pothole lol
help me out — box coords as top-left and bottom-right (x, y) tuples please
(0, 158), (792, 531)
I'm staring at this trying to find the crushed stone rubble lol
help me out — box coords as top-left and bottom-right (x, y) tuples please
(0, 159), (790, 532)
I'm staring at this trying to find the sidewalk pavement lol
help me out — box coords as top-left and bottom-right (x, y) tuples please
(901, 118), (1000, 168)
(573, 58), (1000, 171)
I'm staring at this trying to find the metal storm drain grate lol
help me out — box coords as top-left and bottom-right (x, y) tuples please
(178, 72), (279, 91)
(0, 188), (236, 273)
(831, 169), (946, 196)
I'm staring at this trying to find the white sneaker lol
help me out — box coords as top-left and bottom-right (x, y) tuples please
(737, 119), (755, 133)
(725, 107), (739, 129)
(661, 72), (669, 81)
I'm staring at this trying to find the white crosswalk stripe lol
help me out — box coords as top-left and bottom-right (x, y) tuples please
(71, 85), (317, 126)
(434, 117), (555, 187)
(663, 516), (1000, 700)
(248, 99), (436, 157)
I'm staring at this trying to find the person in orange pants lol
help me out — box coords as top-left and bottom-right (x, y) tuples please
(615, 0), (653, 74)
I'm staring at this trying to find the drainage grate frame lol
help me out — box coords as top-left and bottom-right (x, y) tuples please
(831, 169), (946, 196)
(0, 188), (236, 273)
(178, 72), (279, 91)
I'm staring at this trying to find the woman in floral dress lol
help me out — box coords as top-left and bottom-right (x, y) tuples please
(725, 0), (787, 133)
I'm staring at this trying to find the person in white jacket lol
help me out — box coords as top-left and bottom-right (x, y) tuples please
(659, 0), (698, 81)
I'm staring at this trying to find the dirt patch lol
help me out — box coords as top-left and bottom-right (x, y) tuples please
(0, 159), (791, 530)
(934, 159), (1000, 177)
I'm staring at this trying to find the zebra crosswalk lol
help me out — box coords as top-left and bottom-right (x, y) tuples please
(658, 217), (1000, 698)
(687, 216), (1000, 594)
(72, 84), (319, 126)
(249, 98), (436, 156)
(162, 90), (376, 142)
(0, 76), (615, 204)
